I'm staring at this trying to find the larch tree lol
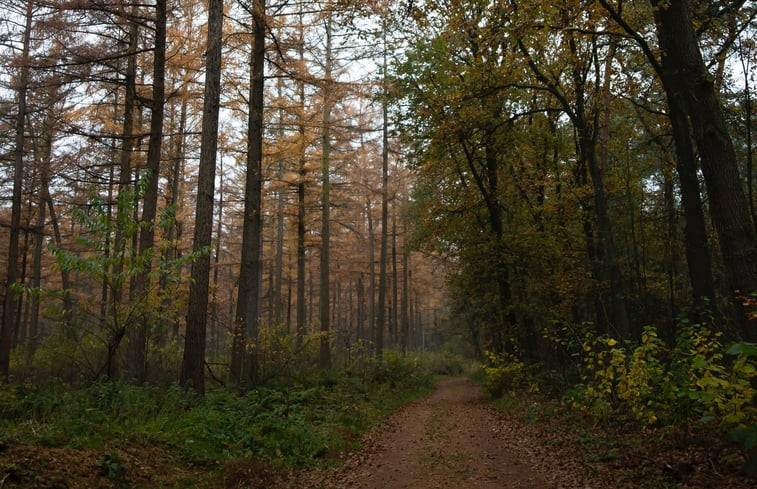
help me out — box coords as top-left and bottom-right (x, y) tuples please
(181, 0), (225, 394)
(319, 7), (334, 369)
(0, 0), (33, 381)
(130, 0), (167, 382)
(232, 0), (267, 387)
(294, 8), (309, 350)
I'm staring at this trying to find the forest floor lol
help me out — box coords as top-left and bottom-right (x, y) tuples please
(2, 377), (754, 488)
(277, 377), (755, 489)
(278, 377), (547, 489)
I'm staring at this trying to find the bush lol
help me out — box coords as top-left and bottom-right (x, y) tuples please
(571, 323), (757, 472)
(482, 351), (538, 398)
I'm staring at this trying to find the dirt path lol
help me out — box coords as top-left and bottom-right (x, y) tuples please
(288, 378), (547, 489)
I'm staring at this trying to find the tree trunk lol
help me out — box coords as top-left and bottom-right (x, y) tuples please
(43, 187), (72, 326)
(29, 180), (46, 354)
(15, 213), (30, 347)
(401, 218), (410, 353)
(667, 90), (717, 310)
(28, 117), (58, 356)
(210, 155), (225, 357)
(357, 272), (365, 343)
(296, 167), (307, 350)
(162, 97), (188, 341)
(653, 0), (757, 339)
(1, 0), (33, 380)
(181, 0), (224, 394)
(367, 199), (376, 351)
(234, 0), (266, 386)
(391, 210), (398, 347)
(741, 48), (754, 225)
(376, 27), (389, 359)
(319, 11), (333, 369)
(295, 12), (308, 351)
(274, 79), (286, 327)
(130, 0), (167, 383)
(108, 7), (140, 379)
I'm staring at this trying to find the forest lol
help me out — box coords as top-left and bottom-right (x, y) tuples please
(0, 0), (756, 488)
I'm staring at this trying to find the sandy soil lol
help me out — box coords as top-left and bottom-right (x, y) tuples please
(285, 378), (548, 489)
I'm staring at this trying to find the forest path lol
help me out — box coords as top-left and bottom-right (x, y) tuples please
(285, 377), (547, 489)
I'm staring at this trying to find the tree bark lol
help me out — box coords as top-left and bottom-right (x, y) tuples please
(181, 0), (224, 394)
(357, 272), (365, 343)
(319, 10), (333, 369)
(210, 155), (225, 356)
(376, 25), (389, 359)
(274, 79), (286, 326)
(401, 217), (409, 352)
(162, 97), (188, 341)
(1, 0), (33, 381)
(130, 0), (167, 383)
(667, 91), (717, 309)
(233, 0), (266, 386)
(653, 0), (757, 339)
(391, 209), (399, 347)
(296, 164), (307, 350)
(29, 177), (46, 354)
(367, 199), (376, 351)
(295, 11), (307, 351)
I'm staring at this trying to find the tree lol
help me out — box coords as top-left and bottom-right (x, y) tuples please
(232, 0), (266, 386)
(1, 0), (33, 381)
(514, 2), (631, 339)
(181, 0), (224, 394)
(319, 8), (334, 369)
(597, 0), (718, 321)
(651, 0), (757, 339)
(130, 0), (167, 382)
(375, 18), (390, 359)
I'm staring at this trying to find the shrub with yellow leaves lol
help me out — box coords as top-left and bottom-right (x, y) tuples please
(482, 351), (537, 398)
(571, 322), (757, 472)
(574, 325), (756, 429)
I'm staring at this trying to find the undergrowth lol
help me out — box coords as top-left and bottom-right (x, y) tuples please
(0, 349), (447, 483)
(478, 321), (757, 483)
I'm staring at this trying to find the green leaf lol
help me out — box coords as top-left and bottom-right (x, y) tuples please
(692, 356), (709, 369)
(727, 342), (757, 358)
(729, 426), (757, 452)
